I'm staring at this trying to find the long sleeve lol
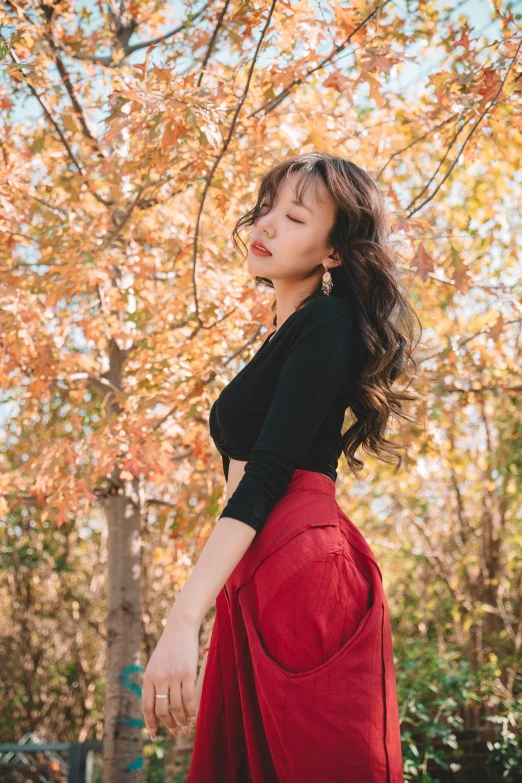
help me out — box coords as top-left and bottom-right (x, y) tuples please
(218, 298), (356, 533)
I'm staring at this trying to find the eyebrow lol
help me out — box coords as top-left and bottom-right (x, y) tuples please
(292, 198), (314, 215)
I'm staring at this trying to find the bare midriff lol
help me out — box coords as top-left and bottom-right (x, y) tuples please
(224, 457), (248, 505)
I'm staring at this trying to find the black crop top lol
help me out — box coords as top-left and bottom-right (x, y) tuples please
(209, 294), (361, 534)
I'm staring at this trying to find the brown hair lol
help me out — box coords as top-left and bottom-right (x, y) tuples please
(231, 152), (423, 476)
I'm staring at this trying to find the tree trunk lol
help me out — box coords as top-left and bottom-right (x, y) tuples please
(102, 474), (143, 783)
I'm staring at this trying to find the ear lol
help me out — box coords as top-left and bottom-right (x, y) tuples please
(320, 247), (341, 269)
(326, 250), (342, 268)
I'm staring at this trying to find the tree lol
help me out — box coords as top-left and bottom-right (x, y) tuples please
(1, 1), (521, 780)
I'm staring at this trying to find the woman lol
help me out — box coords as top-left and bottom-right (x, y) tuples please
(142, 152), (421, 782)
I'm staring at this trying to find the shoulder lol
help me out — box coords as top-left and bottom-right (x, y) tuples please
(281, 296), (358, 382)
(285, 296), (356, 360)
(294, 295), (353, 334)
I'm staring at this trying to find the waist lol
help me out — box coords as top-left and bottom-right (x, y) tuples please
(214, 441), (342, 479)
(284, 469), (336, 498)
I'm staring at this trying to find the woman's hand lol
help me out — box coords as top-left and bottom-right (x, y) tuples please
(142, 608), (201, 739)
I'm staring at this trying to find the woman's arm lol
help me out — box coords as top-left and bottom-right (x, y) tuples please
(143, 516), (255, 739)
(170, 516), (256, 626)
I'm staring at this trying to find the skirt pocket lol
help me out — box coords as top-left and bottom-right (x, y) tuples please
(239, 529), (375, 678)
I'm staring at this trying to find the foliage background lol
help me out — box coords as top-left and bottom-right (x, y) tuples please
(1, 0), (521, 780)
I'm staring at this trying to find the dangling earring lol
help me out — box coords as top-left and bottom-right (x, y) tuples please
(321, 265), (333, 296)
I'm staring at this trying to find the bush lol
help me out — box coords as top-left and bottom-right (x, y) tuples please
(396, 639), (522, 782)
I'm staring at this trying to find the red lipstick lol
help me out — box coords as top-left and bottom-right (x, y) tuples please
(251, 239), (272, 256)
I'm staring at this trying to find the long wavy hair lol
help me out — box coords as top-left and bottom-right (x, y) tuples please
(231, 152), (423, 476)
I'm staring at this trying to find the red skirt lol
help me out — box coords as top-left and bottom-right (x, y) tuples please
(187, 469), (404, 783)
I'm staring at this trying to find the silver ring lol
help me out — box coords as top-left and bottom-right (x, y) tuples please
(155, 694), (169, 698)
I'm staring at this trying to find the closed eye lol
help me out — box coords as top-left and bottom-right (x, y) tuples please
(259, 203), (303, 224)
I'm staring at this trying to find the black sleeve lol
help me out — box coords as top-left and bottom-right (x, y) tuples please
(218, 299), (356, 533)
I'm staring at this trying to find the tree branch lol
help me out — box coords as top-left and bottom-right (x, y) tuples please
(247, 0), (392, 119)
(407, 37), (522, 217)
(7, 51), (112, 208)
(66, 1), (211, 67)
(43, 33), (105, 160)
(405, 116), (473, 213)
(196, 0), (231, 88)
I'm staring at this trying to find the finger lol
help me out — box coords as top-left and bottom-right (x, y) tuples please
(170, 676), (191, 735)
(182, 675), (199, 727)
(142, 677), (158, 738)
(154, 682), (179, 736)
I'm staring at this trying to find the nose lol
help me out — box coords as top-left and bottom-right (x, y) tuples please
(255, 213), (274, 236)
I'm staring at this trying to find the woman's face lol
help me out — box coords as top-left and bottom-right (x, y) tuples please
(248, 171), (339, 282)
